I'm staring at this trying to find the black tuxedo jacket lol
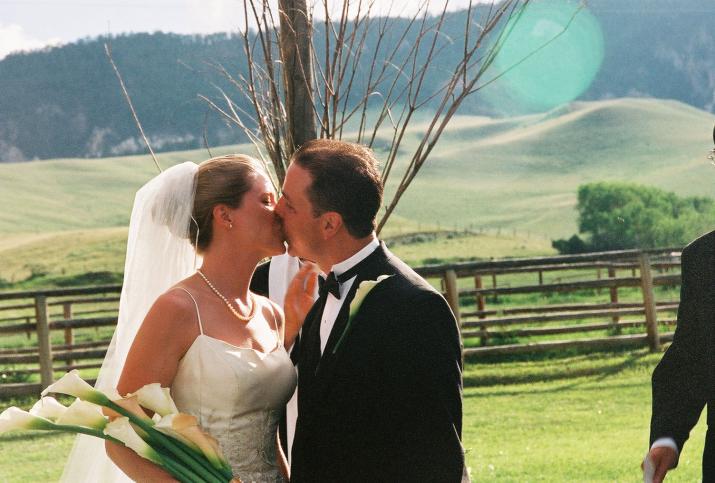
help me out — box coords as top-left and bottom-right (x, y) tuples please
(651, 230), (715, 479)
(290, 243), (464, 483)
(250, 260), (270, 297)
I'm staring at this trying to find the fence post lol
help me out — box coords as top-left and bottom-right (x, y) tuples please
(444, 270), (463, 363)
(444, 270), (461, 323)
(491, 273), (498, 303)
(608, 266), (620, 333)
(639, 253), (661, 351)
(475, 275), (487, 346)
(63, 302), (74, 368)
(35, 295), (54, 389)
(475, 275), (486, 317)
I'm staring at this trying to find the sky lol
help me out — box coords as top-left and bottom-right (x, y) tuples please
(0, 0), (480, 59)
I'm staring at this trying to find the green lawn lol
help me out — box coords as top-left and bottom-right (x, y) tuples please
(0, 348), (707, 482)
(463, 349), (705, 481)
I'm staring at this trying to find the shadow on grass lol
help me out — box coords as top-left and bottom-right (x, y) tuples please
(463, 346), (656, 390)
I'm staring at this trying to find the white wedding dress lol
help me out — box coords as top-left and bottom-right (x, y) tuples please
(172, 288), (297, 483)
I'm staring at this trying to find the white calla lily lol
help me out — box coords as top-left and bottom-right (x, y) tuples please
(156, 413), (227, 469)
(103, 417), (162, 464)
(131, 383), (178, 417)
(332, 275), (392, 355)
(155, 413), (202, 452)
(41, 370), (110, 406)
(30, 397), (68, 422)
(104, 387), (122, 401)
(56, 399), (107, 430)
(349, 275), (392, 318)
(0, 407), (54, 434)
(106, 395), (152, 423)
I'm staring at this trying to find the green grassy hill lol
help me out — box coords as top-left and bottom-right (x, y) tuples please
(1, 97), (713, 284)
(391, 98), (715, 237)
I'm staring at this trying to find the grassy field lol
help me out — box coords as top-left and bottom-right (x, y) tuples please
(0, 227), (555, 289)
(0, 348), (707, 482)
(463, 348), (706, 481)
(1, 97), (714, 240)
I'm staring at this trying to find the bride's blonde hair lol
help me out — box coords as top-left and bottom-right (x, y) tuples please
(190, 154), (264, 252)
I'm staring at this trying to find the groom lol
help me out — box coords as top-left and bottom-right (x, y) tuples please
(275, 139), (465, 482)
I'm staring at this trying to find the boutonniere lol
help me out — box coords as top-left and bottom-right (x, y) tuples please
(332, 275), (392, 355)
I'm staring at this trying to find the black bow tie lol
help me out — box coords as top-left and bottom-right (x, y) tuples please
(318, 271), (341, 299)
(318, 262), (365, 300)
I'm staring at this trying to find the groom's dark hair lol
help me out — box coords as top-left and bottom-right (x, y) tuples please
(292, 139), (383, 238)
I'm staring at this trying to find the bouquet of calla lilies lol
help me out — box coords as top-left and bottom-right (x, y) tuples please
(0, 370), (236, 483)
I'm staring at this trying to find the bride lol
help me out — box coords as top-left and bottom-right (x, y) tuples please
(61, 155), (314, 482)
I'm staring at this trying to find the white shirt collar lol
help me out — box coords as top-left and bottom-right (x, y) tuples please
(330, 238), (380, 278)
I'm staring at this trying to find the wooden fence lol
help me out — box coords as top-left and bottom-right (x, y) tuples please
(0, 248), (682, 397)
(0, 285), (121, 397)
(415, 248), (681, 358)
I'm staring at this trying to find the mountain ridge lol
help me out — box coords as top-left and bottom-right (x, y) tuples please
(1, 0), (715, 161)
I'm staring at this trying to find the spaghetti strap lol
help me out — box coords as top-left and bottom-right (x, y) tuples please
(259, 296), (283, 349)
(173, 287), (204, 335)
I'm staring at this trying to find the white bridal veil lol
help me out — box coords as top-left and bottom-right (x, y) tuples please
(61, 161), (199, 482)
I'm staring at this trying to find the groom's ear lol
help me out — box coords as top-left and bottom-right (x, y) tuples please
(319, 212), (343, 240)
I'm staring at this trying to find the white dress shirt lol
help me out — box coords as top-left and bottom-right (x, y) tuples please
(650, 437), (679, 455)
(319, 239), (380, 355)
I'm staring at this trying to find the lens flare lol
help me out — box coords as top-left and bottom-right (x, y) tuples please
(486, 1), (604, 113)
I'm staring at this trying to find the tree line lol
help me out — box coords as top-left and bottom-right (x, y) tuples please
(553, 182), (715, 253)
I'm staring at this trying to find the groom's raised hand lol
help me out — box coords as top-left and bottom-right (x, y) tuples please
(283, 261), (319, 348)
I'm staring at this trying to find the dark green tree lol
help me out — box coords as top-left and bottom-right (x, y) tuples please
(553, 182), (715, 253)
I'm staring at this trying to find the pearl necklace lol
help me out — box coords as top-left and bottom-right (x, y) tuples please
(196, 270), (256, 322)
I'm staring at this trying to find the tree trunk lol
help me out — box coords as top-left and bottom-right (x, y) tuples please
(279, 0), (316, 157)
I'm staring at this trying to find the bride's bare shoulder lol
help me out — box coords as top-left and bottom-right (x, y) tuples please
(139, 285), (202, 338)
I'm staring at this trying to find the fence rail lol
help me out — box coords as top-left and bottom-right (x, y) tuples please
(1, 248), (682, 397)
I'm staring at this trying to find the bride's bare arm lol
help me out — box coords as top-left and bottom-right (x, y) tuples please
(105, 291), (196, 482)
(282, 262), (319, 348)
(276, 433), (290, 481)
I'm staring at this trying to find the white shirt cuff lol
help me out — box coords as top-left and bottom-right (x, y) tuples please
(650, 437), (679, 457)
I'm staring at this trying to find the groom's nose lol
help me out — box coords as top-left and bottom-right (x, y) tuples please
(274, 197), (285, 218)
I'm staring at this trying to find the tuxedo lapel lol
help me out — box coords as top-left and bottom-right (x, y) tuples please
(300, 296), (328, 380)
(315, 244), (392, 379)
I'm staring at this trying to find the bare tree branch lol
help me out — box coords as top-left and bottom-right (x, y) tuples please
(105, 42), (161, 173)
(202, 0), (563, 235)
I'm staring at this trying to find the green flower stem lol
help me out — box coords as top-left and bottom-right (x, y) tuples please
(48, 423), (204, 483)
(51, 424), (123, 445)
(159, 455), (206, 483)
(144, 428), (227, 482)
(167, 434), (233, 478)
(331, 315), (355, 355)
(103, 400), (227, 482)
